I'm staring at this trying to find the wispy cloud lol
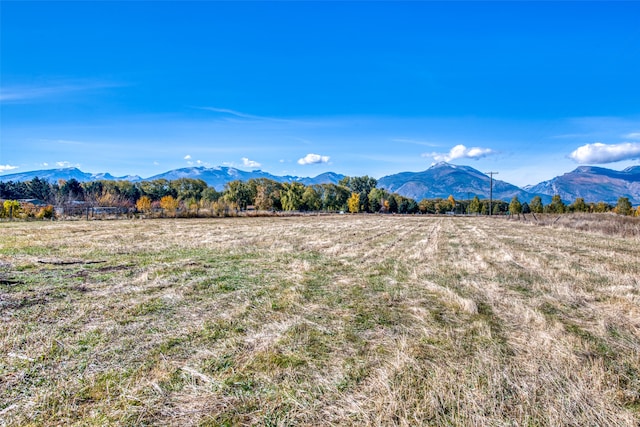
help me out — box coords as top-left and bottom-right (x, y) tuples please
(242, 157), (262, 168)
(197, 106), (292, 123)
(569, 142), (640, 164)
(0, 165), (19, 173)
(184, 154), (192, 160)
(0, 80), (124, 102)
(392, 138), (438, 147)
(624, 132), (640, 140)
(298, 153), (330, 165)
(427, 144), (495, 162)
(196, 106), (310, 125)
(199, 107), (263, 120)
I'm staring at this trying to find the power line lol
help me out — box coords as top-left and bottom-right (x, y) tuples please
(485, 172), (499, 216)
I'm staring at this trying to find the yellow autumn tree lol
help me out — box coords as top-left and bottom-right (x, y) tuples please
(160, 195), (179, 216)
(136, 195), (152, 213)
(348, 193), (360, 213)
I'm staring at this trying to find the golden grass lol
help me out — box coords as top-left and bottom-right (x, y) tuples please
(1, 215), (639, 426)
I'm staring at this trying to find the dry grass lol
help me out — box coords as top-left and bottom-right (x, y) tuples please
(1, 215), (639, 426)
(522, 212), (640, 238)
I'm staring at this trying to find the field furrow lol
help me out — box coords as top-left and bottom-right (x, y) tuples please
(1, 216), (638, 426)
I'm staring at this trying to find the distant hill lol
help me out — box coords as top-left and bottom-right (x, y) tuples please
(146, 166), (291, 190)
(0, 166), (345, 192)
(0, 167), (141, 183)
(523, 165), (640, 204)
(146, 167), (345, 190)
(378, 162), (547, 202)
(298, 172), (346, 186)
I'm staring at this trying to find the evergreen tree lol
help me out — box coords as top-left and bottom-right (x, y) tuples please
(468, 196), (481, 214)
(570, 197), (588, 213)
(546, 195), (565, 213)
(529, 196), (544, 213)
(509, 196), (522, 216)
(615, 197), (632, 215)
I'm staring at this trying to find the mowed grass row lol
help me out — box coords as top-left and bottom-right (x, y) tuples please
(1, 216), (639, 426)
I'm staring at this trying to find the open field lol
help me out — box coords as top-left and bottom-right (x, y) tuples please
(1, 215), (639, 426)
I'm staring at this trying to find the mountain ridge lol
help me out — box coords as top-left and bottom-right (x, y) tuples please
(2, 163), (639, 204)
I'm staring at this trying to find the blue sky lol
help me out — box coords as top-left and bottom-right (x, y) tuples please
(1, 1), (640, 187)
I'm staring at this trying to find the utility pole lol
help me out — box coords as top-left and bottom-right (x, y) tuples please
(485, 172), (498, 216)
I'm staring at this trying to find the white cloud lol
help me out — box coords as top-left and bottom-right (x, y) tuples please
(428, 144), (494, 162)
(184, 154), (192, 160)
(297, 153), (330, 165)
(569, 142), (640, 164)
(624, 132), (640, 140)
(242, 157), (261, 168)
(55, 161), (80, 168)
(0, 165), (19, 173)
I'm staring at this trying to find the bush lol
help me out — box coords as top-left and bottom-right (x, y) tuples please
(36, 205), (56, 220)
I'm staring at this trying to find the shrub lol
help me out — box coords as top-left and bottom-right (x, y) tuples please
(36, 205), (56, 219)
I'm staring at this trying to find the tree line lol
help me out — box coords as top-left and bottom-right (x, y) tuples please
(1, 176), (638, 218)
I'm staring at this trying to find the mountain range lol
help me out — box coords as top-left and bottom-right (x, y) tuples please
(523, 166), (640, 205)
(377, 163), (547, 203)
(2, 163), (639, 205)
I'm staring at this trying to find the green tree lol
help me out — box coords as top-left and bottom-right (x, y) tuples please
(26, 177), (53, 202)
(418, 199), (435, 214)
(339, 176), (377, 194)
(387, 194), (398, 213)
(0, 181), (29, 200)
(201, 187), (222, 203)
(570, 197), (588, 213)
(114, 181), (141, 205)
(170, 178), (208, 202)
(529, 196), (544, 213)
(521, 202), (531, 214)
(368, 188), (390, 213)
(318, 184), (350, 211)
(493, 202), (501, 215)
(340, 176), (377, 212)
(301, 186), (321, 211)
(281, 182), (305, 211)
(594, 201), (611, 213)
(615, 197), (633, 216)
(139, 179), (174, 201)
(223, 180), (252, 210)
(468, 196), (481, 214)
(59, 178), (85, 202)
(509, 196), (522, 217)
(546, 195), (565, 214)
